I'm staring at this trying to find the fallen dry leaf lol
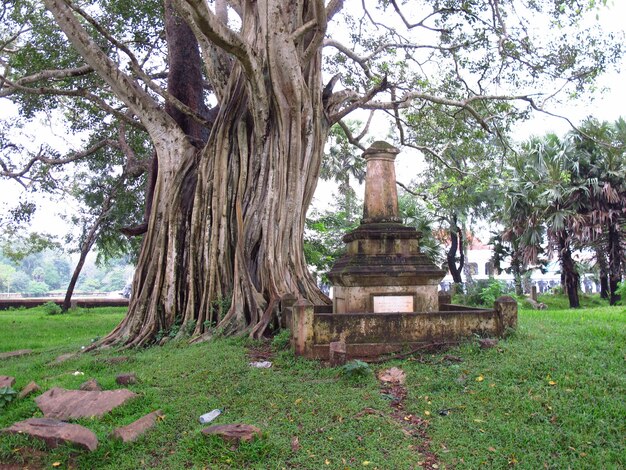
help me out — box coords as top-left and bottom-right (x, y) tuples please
(476, 375), (484, 382)
(378, 367), (406, 384)
(291, 436), (300, 452)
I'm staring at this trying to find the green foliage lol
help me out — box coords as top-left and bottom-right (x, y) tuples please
(270, 329), (291, 351)
(479, 278), (508, 306)
(41, 301), (63, 316)
(341, 360), (372, 382)
(0, 387), (17, 409)
(459, 279), (511, 307)
(25, 280), (49, 296)
(210, 295), (232, 320)
(305, 203), (361, 285)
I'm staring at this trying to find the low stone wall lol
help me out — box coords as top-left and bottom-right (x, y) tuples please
(285, 296), (518, 360)
(0, 298), (129, 310)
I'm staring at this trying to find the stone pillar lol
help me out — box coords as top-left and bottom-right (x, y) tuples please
(279, 293), (298, 329)
(290, 299), (314, 357)
(531, 285), (538, 301)
(494, 296), (518, 334)
(362, 141), (402, 224)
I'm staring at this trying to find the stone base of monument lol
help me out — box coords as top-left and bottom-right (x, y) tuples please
(283, 296), (518, 360)
(285, 141), (518, 361)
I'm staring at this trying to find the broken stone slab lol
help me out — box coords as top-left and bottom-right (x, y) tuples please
(79, 379), (102, 391)
(478, 338), (499, 349)
(201, 424), (261, 444)
(110, 410), (163, 443)
(0, 349), (32, 360)
(115, 373), (137, 385)
(18, 381), (41, 399)
(2, 418), (98, 451)
(0, 376), (16, 388)
(36, 387), (138, 419)
(329, 341), (347, 367)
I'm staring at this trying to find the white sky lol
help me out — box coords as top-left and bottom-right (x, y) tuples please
(2, 1), (626, 237)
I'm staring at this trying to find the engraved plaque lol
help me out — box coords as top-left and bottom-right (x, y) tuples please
(372, 295), (414, 313)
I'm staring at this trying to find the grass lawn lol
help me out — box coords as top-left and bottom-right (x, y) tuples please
(0, 300), (624, 469)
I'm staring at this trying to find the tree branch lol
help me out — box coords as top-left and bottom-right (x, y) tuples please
(43, 0), (180, 150)
(67, 1), (210, 129)
(0, 139), (116, 181)
(0, 80), (144, 130)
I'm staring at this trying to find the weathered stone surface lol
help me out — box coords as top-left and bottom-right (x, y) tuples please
(110, 410), (163, 443)
(201, 424), (261, 444)
(495, 296), (518, 331)
(49, 353), (76, 365)
(0, 376), (15, 388)
(18, 381), (41, 399)
(478, 338), (499, 349)
(329, 341), (347, 366)
(36, 387), (137, 419)
(2, 418), (98, 451)
(79, 379), (102, 391)
(115, 373), (137, 385)
(0, 349), (32, 360)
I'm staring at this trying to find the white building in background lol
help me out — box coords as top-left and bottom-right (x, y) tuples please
(440, 237), (599, 294)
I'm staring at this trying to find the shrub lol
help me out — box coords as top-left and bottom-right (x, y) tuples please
(42, 301), (62, 315)
(479, 279), (508, 306)
(0, 387), (17, 408)
(341, 360), (372, 383)
(271, 329), (291, 351)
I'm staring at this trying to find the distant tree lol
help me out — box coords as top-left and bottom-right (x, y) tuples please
(26, 280), (49, 296)
(0, 263), (16, 293)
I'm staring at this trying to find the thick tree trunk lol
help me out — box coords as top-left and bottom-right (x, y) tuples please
(608, 223), (621, 305)
(91, 1), (330, 348)
(558, 232), (580, 308)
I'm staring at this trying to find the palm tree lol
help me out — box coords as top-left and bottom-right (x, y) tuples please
(507, 134), (584, 308)
(568, 118), (626, 305)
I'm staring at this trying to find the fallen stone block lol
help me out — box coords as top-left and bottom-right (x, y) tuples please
(110, 410), (163, 443)
(36, 387), (137, 419)
(0, 349), (32, 360)
(478, 338), (499, 349)
(115, 373), (137, 385)
(79, 379), (102, 391)
(18, 381), (41, 399)
(2, 418), (97, 451)
(0, 376), (15, 388)
(202, 424), (261, 444)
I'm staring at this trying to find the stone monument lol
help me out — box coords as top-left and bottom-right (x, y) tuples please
(328, 141), (446, 313)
